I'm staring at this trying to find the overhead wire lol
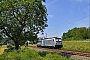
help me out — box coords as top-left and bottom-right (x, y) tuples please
(58, 15), (89, 28)
(58, 11), (88, 25)
(46, 12), (89, 33)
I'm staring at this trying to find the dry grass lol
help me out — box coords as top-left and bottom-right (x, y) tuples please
(28, 44), (36, 46)
(0, 45), (7, 55)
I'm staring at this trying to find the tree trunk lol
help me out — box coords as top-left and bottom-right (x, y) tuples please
(15, 41), (19, 50)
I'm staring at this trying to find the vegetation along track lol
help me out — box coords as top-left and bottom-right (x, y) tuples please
(28, 46), (90, 60)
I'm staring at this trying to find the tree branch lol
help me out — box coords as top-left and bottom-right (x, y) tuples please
(12, 9), (23, 25)
(3, 27), (15, 40)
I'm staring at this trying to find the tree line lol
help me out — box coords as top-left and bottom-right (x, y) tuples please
(62, 27), (90, 41)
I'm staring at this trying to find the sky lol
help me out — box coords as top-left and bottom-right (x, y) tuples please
(38, 0), (90, 38)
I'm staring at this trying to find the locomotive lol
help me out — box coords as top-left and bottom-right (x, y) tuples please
(37, 37), (63, 48)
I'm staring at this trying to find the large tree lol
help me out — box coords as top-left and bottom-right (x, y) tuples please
(0, 0), (48, 50)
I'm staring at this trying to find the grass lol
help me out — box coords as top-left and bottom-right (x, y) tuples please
(0, 48), (5, 55)
(28, 44), (36, 46)
(0, 45), (7, 55)
(0, 44), (34, 55)
(28, 41), (90, 52)
(1, 41), (89, 60)
(0, 48), (72, 60)
(62, 41), (90, 52)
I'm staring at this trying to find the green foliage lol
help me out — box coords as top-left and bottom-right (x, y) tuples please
(0, 48), (71, 60)
(38, 51), (48, 57)
(0, 0), (48, 50)
(62, 27), (90, 41)
(0, 33), (2, 40)
(0, 48), (41, 60)
(44, 53), (72, 60)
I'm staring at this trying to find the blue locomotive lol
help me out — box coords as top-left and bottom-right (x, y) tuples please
(37, 37), (63, 48)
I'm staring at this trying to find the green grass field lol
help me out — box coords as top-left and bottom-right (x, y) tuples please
(62, 41), (90, 52)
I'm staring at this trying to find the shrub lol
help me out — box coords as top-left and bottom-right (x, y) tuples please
(44, 53), (72, 60)
(38, 51), (48, 57)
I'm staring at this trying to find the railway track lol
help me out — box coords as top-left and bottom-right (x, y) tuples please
(28, 46), (90, 60)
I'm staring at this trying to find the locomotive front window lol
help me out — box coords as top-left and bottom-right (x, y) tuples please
(56, 39), (61, 42)
(55, 39), (58, 41)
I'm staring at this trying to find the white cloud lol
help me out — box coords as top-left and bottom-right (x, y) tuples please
(70, 0), (90, 3)
(47, 0), (58, 6)
(48, 14), (54, 18)
(70, 0), (82, 2)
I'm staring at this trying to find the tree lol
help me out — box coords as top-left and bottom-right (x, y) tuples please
(0, 0), (48, 50)
(87, 26), (90, 39)
(62, 27), (88, 40)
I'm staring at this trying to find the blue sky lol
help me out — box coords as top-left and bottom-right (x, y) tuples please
(39, 0), (90, 38)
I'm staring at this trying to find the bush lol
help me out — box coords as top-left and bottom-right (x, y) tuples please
(38, 51), (48, 57)
(44, 53), (72, 60)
